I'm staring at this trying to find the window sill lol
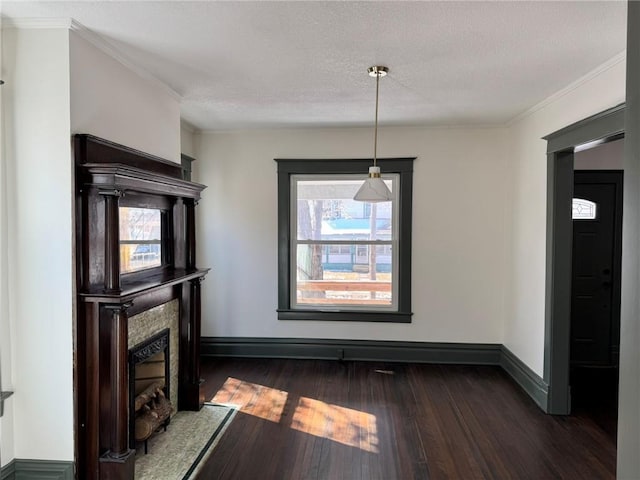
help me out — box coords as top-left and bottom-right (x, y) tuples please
(277, 309), (412, 323)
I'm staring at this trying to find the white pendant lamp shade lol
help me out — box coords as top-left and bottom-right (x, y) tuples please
(353, 166), (392, 202)
(354, 65), (392, 202)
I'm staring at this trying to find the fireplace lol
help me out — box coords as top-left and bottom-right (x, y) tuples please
(128, 300), (180, 453)
(74, 135), (208, 480)
(128, 300), (180, 410)
(129, 328), (172, 451)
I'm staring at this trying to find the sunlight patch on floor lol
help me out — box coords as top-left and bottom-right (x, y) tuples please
(291, 397), (379, 453)
(210, 377), (379, 453)
(210, 377), (288, 423)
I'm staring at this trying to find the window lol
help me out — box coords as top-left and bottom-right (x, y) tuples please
(572, 198), (598, 220)
(294, 175), (397, 309)
(120, 207), (163, 273)
(276, 158), (414, 322)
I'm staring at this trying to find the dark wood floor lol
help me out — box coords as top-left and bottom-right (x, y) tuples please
(196, 358), (616, 480)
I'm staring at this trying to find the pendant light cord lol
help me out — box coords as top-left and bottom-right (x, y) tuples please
(373, 71), (380, 168)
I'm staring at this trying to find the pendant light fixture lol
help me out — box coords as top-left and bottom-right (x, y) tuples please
(354, 65), (393, 202)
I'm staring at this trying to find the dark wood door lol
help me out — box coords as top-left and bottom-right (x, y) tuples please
(570, 171), (623, 367)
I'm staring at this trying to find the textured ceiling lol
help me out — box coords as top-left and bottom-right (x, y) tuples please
(1, 1), (628, 131)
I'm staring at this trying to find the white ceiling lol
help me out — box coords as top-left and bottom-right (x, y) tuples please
(1, 1), (628, 131)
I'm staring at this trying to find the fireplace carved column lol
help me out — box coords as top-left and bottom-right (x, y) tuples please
(100, 302), (135, 480)
(186, 198), (197, 270)
(189, 276), (204, 409)
(102, 189), (123, 294)
(179, 275), (205, 411)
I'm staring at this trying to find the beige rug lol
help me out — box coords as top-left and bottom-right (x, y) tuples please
(135, 403), (236, 480)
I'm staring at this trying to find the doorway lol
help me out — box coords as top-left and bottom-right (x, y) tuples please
(570, 170), (622, 437)
(543, 104), (624, 415)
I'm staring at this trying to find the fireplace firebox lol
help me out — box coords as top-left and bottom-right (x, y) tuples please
(74, 135), (208, 480)
(129, 328), (171, 451)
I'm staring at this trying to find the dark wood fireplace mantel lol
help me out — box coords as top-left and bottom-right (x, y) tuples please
(74, 135), (208, 480)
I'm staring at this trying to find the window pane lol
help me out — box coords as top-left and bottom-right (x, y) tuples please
(572, 198), (598, 220)
(119, 207), (162, 273)
(296, 179), (393, 241)
(293, 175), (397, 310)
(120, 207), (161, 241)
(120, 243), (161, 273)
(295, 244), (393, 307)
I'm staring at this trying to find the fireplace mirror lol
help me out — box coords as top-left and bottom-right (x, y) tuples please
(119, 207), (164, 274)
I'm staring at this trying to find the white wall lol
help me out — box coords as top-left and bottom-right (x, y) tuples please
(0, 20), (16, 469)
(196, 126), (509, 343)
(505, 59), (626, 375)
(195, 54), (626, 368)
(69, 32), (181, 163)
(1, 27), (74, 463)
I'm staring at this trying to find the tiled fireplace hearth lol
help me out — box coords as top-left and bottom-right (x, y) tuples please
(75, 135), (208, 480)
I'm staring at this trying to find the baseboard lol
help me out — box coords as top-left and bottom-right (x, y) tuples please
(0, 461), (14, 480)
(201, 337), (502, 364)
(500, 345), (549, 411)
(1, 459), (74, 480)
(202, 337), (549, 411)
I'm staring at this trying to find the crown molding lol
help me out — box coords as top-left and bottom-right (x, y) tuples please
(68, 20), (182, 101)
(507, 50), (627, 127)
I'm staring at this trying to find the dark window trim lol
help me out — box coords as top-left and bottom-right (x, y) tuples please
(275, 158), (414, 323)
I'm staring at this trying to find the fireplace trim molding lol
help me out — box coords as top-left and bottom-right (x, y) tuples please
(74, 135), (208, 480)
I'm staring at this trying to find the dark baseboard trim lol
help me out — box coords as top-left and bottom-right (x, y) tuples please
(202, 337), (503, 364)
(0, 461), (14, 480)
(202, 337), (549, 411)
(1, 459), (74, 480)
(500, 346), (549, 411)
